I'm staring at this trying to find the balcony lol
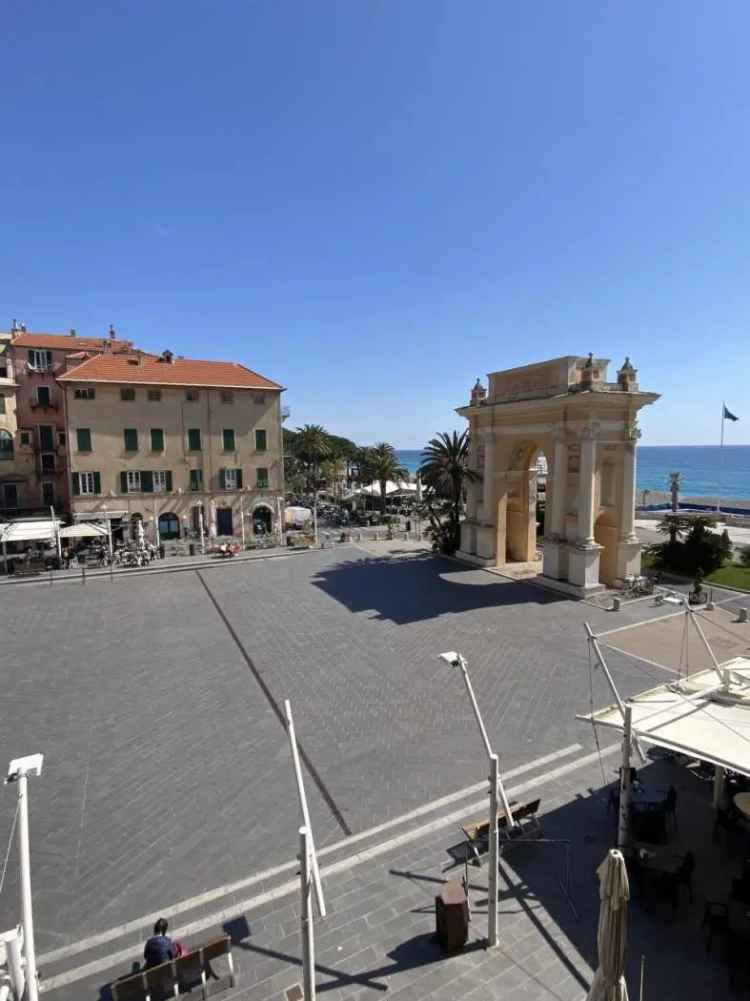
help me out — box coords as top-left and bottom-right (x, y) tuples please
(29, 400), (59, 411)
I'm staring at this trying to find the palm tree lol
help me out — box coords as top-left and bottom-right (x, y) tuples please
(368, 443), (409, 516)
(293, 424), (333, 492)
(419, 430), (479, 553)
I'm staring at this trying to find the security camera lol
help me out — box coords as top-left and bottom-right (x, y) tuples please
(439, 651), (463, 669)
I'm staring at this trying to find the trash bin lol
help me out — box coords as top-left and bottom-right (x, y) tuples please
(189, 543), (196, 556)
(435, 880), (469, 952)
(158, 544), (165, 560)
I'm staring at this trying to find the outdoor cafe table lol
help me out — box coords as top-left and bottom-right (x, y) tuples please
(632, 843), (680, 874)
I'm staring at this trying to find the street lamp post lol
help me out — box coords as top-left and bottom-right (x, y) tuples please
(198, 503), (206, 555)
(439, 651), (515, 948)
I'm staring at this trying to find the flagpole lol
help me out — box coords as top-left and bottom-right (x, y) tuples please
(717, 402), (724, 513)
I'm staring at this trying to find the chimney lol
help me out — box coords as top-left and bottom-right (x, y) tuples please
(20, 323), (26, 333)
(109, 324), (116, 340)
(69, 328), (76, 337)
(161, 349), (174, 365)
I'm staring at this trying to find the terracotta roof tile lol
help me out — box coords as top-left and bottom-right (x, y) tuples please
(9, 331), (134, 352)
(57, 353), (283, 390)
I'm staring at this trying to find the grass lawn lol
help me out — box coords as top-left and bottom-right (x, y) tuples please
(706, 564), (750, 591)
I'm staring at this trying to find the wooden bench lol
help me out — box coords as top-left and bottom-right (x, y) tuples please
(460, 799), (543, 862)
(111, 936), (236, 1001)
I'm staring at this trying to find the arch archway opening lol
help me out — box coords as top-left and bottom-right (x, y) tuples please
(503, 442), (548, 564)
(158, 512), (180, 540)
(253, 505), (273, 536)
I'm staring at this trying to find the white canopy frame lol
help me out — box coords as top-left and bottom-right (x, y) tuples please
(58, 523), (108, 540)
(579, 605), (750, 844)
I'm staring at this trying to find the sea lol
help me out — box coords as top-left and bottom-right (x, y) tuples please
(396, 445), (750, 502)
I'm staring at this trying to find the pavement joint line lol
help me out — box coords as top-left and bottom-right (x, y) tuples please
(38, 743), (616, 993)
(37, 743), (583, 969)
(195, 569), (353, 837)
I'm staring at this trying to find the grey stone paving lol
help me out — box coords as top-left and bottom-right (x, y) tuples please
(43, 751), (734, 1001)
(0, 544), (691, 956)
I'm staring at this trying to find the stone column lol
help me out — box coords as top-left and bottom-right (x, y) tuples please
(568, 425), (602, 590)
(577, 429), (597, 545)
(482, 430), (495, 518)
(616, 439), (642, 579)
(543, 435), (568, 580)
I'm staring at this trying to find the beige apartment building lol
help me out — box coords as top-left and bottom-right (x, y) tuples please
(58, 349), (285, 543)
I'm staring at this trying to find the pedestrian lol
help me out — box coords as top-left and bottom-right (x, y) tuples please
(143, 918), (186, 967)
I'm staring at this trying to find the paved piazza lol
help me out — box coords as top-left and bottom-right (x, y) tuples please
(0, 545), (695, 957)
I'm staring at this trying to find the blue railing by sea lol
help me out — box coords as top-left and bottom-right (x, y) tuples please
(396, 444), (750, 501)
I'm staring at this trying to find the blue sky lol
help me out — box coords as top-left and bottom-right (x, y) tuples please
(2, 1), (749, 447)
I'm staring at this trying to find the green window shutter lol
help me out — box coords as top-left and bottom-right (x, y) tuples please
(72, 473), (80, 496)
(27, 350), (34, 364)
(257, 467), (268, 488)
(165, 471), (172, 492)
(151, 428), (164, 452)
(236, 468), (243, 489)
(124, 428), (138, 451)
(188, 428), (201, 450)
(120, 471), (128, 494)
(255, 429), (267, 451)
(46, 350), (52, 367)
(77, 429), (92, 452)
(223, 429), (235, 451)
(93, 472), (101, 495)
(141, 471), (153, 493)
(219, 468), (226, 489)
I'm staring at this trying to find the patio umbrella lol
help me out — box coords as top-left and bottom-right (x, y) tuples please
(586, 848), (630, 1001)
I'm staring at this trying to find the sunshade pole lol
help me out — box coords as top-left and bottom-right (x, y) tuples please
(617, 705), (633, 850)
(584, 623), (646, 765)
(50, 505), (61, 561)
(688, 606), (730, 689)
(299, 826), (316, 1001)
(285, 700), (326, 918)
(488, 753), (499, 948)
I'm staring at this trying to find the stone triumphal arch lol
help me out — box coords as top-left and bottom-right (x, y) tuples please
(457, 355), (659, 593)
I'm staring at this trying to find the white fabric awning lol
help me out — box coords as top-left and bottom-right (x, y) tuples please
(355, 481), (415, 497)
(0, 519), (61, 544)
(581, 657), (750, 777)
(58, 523), (108, 539)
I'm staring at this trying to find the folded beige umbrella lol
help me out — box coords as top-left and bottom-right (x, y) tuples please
(586, 848), (630, 1001)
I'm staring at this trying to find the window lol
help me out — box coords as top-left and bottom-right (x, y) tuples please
(2, 484), (18, 508)
(74, 387), (96, 400)
(0, 395), (5, 414)
(123, 428), (138, 451)
(221, 391), (234, 404)
(38, 425), (54, 451)
(121, 387), (136, 401)
(41, 482), (54, 506)
(256, 467), (269, 489)
(185, 389), (199, 402)
(222, 428), (235, 451)
(41, 453), (55, 472)
(189, 468), (203, 491)
(153, 470), (173, 493)
(187, 428), (202, 451)
(221, 467), (242, 490)
(254, 393), (266, 404)
(150, 428), (164, 452)
(74, 471), (101, 495)
(126, 470), (141, 492)
(0, 430), (13, 459)
(28, 349), (52, 371)
(36, 386), (51, 407)
(19, 431), (30, 447)
(0, 365), (7, 378)
(255, 429), (267, 452)
(76, 428), (92, 452)
(147, 389), (162, 402)
(58, 431), (66, 446)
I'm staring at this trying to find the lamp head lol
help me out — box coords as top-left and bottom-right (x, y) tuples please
(439, 651), (463, 669)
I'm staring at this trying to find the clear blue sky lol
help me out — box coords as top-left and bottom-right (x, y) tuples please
(2, 1), (749, 447)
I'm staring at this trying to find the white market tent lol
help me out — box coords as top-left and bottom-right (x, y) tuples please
(0, 519), (60, 544)
(354, 480), (416, 498)
(582, 656), (750, 777)
(58, 523), (108, 540)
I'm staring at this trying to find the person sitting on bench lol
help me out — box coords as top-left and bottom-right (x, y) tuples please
(144, 918), (183, 967)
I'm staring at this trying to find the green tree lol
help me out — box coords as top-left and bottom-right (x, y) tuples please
(419, 430), (479, 554)
(293, 424), (333, 492)
(368, 443), (409, 515)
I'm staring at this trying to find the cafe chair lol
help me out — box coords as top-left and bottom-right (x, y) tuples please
(701, 901), (729, 952)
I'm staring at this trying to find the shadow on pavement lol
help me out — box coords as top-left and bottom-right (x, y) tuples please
(312, 553), (564, 624)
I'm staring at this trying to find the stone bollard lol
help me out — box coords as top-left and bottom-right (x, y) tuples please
(612, 596), (621, 612)
(706, 589), (715, 611)
(739, 608), (748, 624)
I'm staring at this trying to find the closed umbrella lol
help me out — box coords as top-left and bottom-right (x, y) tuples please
(136, 519), (145, 549)
(586, 848), (630, 1001)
